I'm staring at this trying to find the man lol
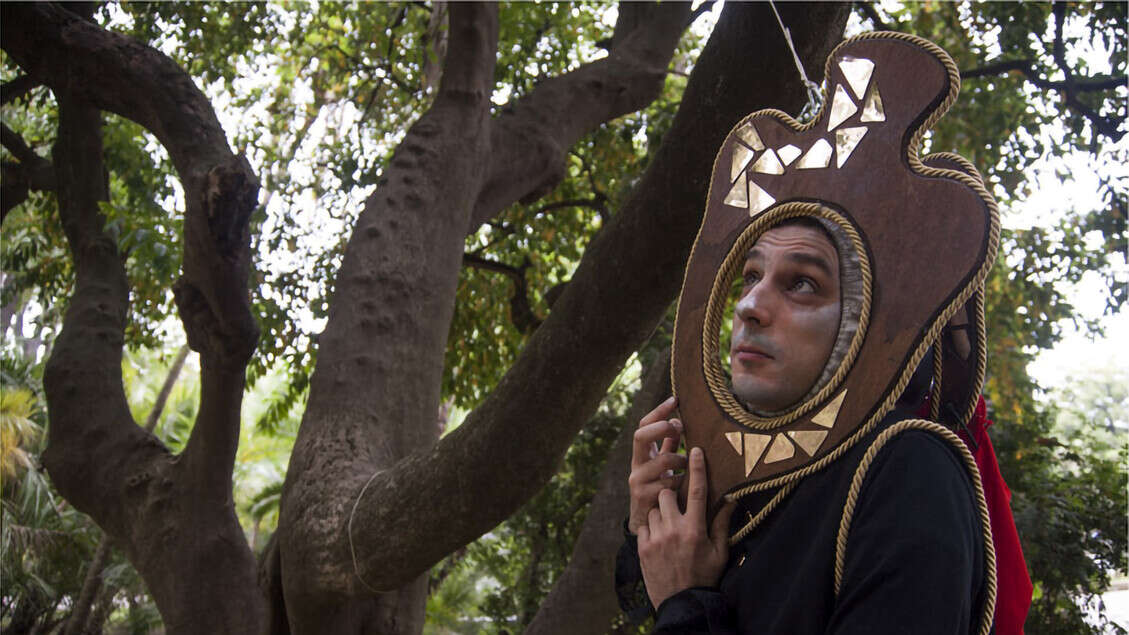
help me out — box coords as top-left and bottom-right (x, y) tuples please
(617, 218), (990, 632)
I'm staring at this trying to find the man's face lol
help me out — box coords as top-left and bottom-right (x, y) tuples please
(730, 223), (842, 412)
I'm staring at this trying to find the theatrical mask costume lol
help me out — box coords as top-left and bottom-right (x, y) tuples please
(616, 31), (1031, 634)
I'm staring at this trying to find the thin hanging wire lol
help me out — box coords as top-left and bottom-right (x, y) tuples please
(769, 0), (824, 124)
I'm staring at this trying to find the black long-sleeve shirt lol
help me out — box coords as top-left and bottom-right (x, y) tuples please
(617, 411), (991, 634)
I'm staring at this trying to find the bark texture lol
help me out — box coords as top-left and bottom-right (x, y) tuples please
(279, 5), (500, 633)
(524, 347), (672, 635)
(3, 3), (264, 632)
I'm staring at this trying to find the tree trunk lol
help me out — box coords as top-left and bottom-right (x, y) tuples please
(3, 4), (265, 632)
(277, 3), (692, 632)
(63, 344), (189, 635)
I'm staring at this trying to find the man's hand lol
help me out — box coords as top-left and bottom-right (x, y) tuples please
(637, 447), (736, 609)
(628, 396), (687, 536)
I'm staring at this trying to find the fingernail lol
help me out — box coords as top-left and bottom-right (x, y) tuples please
(671, 419), (683, 431)
(664, 395), (676, 404)
(692, 447), (703, 459)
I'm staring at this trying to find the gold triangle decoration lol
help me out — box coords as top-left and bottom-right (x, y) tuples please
(811, 389), (848, 429)
(827, 84), (858, 132)
(777, 144), (802, 166)
(860, 83), (886, 123)
(763, 434), (796, 464)
(724, 172), (749, 208)
(747, 180), (776, 216)
(725, 431), (744, 454)
(796, 138), (833, 169)
(735, 121), (765, 151)
(788, 430), (828, 456)
(731, 144), (756, 181)
(839, 55), (875, 100)
(835, 126), (868, 168)
(743, 434), (772, 475)
(752, 149), (784, 175)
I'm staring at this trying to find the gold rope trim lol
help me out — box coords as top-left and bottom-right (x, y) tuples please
(930, 337), (944, 421)
(701, 204), (873, 429)
(726, 480), (799, 546)
(921, 151), (991, 430)
(966, 288), (988, 426)
(832, 420), (997, 635)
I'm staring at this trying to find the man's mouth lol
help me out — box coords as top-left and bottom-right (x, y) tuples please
(733, 343), (774, 362)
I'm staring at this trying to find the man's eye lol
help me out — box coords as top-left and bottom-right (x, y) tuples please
(742, 271), (761, 287)
(791, 278), (816, 293)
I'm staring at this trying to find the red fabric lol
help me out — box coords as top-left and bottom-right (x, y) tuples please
(958, 397), (1033, 635)
(913, 395), (1032, 633)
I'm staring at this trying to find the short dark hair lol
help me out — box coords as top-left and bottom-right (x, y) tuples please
(769, 216), (838, 255)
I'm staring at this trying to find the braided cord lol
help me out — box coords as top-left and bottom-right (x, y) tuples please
(726, 480), (799, 546)
(832, 420), (997, 635)
(930, 337), (944, 421)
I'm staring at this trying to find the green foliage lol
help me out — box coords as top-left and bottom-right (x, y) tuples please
(989, 391), (1127, 633)
(0, 349), (155, 633)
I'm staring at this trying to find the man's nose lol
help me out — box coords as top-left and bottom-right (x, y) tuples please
(735, 284), (773, 326)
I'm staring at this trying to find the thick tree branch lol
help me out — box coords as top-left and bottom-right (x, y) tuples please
(2, 3), (232, 181)
(1, 124), (56, 222)
(42, 93), (154, 533)
(1, 122), (47, 165)
(1, 75), (41, 106)
(467, 1), (693, 230)
(687, 1), (717, 27)
(348, 1), (851, 590)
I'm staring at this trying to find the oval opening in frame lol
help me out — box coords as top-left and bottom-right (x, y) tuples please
(702, 203), (872, 431)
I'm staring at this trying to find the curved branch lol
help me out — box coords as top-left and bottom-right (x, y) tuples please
(468, 1), (693, 230)
(1, 3), (231, 181)
(463, 253), (541, 334)
(1, 122), (48, 166)
(1, 75), (41, 106)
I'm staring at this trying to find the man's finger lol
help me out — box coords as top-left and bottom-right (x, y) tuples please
(639, 395), (678, 428)
(633, 420), (680, 467)
(657, 487), (679, 521)
(633, 451), (688, 482)
(685, 447), (709, 522)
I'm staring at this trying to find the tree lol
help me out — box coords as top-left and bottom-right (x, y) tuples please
(1, 1), (1124, 633)
(0, 2), (852, 632)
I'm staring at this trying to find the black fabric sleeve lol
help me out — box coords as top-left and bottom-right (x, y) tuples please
(828, 430), (985, 635)
(614, 524), (654, 624)
(653, 587), (738, 634)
